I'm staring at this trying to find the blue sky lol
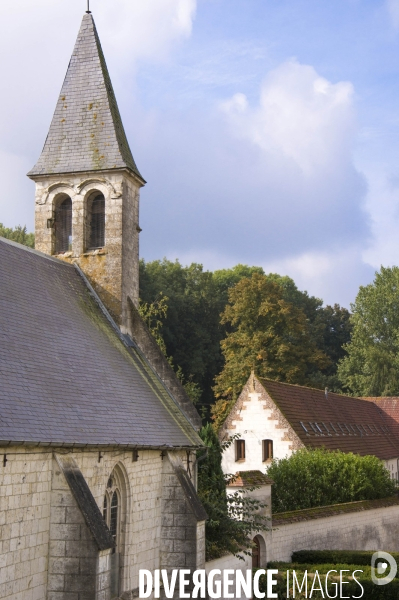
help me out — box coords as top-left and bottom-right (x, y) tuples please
(1, 0), (399, 307)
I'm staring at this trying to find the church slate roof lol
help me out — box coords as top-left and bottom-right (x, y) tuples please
(258, 377), (399, 460)
(28, 13), (143, 181)
(0, 237), (201, 448)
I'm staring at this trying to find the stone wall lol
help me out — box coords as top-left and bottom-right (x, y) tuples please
(0, 447), (202, 600)
(271, 497), (399, 562)
(48, 456), (112, 600)
(0, 448), (52, 600)
(33, 169), (142, 326)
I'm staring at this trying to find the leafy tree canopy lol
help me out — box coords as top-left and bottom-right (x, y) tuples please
(267, 448), (397, 513)
(338, 266), (399, 396)
(212, 273), (329, 428)
(0, 223), (34, 248)
(139, 259), (265, 410)
(139, 260), (352, 415)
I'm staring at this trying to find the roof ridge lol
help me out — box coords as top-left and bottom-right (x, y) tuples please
(257, 375), (364, 402)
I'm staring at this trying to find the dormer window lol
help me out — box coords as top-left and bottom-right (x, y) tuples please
(55, 197), (72, 253)
(88, 193), (105, 249)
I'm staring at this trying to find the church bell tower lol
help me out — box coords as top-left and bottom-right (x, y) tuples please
(28, 11), (145, 328)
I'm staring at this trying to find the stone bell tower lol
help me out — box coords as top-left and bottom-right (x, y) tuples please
(28, 11), (145, 328)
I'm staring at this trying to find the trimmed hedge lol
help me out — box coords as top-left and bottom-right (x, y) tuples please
(291, 550), (399, 566)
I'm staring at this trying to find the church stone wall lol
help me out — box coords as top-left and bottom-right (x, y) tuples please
(33, 169), (142, 326)
(0, 447), (200, 599)
(48, 457), (109, 600)
(0, 448), (52, 600)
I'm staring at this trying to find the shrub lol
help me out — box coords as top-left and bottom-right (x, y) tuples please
(267, 448), (397, 512)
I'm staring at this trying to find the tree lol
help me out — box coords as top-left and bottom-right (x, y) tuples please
(0, 223), (34, 248)
(212, 274), (329, 428)
(267, 448), (397, 513)
(268, 275), (352, 390)
(139, 292), (201, 404)
(197, 425), (270, 560)
(338, 266), (399, 396)
(139, 259), (265, 411)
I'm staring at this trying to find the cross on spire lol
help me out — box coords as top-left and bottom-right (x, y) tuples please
(86, 0), (91, 14)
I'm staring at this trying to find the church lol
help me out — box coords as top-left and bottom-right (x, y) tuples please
(0, 10), (206, 600)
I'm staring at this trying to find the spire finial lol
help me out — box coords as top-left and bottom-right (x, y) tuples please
(86, 0), (91, 13)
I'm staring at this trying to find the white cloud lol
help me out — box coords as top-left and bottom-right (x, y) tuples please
(387, 0), (399, 29)
(96, 0), (197, 66)
(220, 59), (355, 176)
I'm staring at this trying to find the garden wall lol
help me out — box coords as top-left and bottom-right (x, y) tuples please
(271, 496), (399, 562)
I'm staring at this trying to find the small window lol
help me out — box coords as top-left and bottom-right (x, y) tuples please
(262, 439), (273, 462)
(55, 197), (72, 253)
(88, 193), (105, 249)
(110, 491), (119, 543)
(103, 494), (108, 522)
(235, 439), (245, 462)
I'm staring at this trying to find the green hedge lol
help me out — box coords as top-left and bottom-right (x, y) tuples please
(267, 449), (397, 512)
(291, 549), (399, 566)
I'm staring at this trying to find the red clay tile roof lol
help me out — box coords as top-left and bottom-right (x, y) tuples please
(228, 470), (273, 487)
(258, 378), (399, 460)
(363, 397), (399, 437)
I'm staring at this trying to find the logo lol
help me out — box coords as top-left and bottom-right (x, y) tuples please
(371, 551), (397, 585)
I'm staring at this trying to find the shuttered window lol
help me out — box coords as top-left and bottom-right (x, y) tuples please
(262, 439), (273, 461)
(235, 439), (245, 461)
(88, 193), (105, 249)
(55, 197), (72, 253)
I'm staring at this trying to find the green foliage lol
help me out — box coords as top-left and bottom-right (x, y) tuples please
(138, 292), (202, 404)
(212, 274), (329, 427)
(291, 550), (399, 566)
(197, 425), (270, 560)
(267, 448), (397, 513)
(139, 260), (352, 416)
(139, 293), (169, 356)
(338, 266), (399, 396)
(139, 259), (265, 411)
(0, 223), (34, 248)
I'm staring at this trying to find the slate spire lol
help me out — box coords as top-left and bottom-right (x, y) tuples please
(28, 13), (144, 180)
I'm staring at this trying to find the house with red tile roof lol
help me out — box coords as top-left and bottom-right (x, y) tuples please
(219, 374), (399, 480)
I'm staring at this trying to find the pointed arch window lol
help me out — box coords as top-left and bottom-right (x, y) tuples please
(88, 193), (105, 249)
(110, 491), (119, 544)
(55, 197), (72, 253)
(103, 466), (127, 598)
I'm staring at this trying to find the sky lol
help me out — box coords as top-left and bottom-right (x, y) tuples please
(1, 0), (399, 307)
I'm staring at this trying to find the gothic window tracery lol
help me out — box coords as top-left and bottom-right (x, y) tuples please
(102, 469), (125, 553)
